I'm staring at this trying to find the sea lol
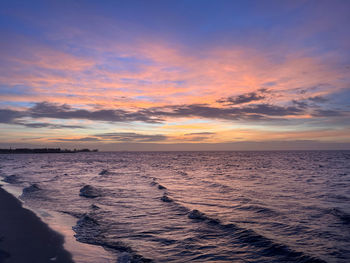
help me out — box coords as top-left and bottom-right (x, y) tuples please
(0, 151), (349, 263)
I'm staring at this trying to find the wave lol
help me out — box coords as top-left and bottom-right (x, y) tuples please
(184, 208), (326, 262)
(149, 179), (326, 263)
(236, 204), (280, 216)
(84, 170), (328, 262)
(22, 183), (41, 194)
(2, 174), (21, 184)
(327, 194), (350, 202)
(200, 179), (235, 193)
(330, 208), (350, 224)
(160, 194), (173, 203)
(99, 169), (110, 175)
(149, 178), (167, 191)
(90, 204), (100, 210)
(157, 184), (166, 190)
(176, 171), (188, 177)
(72, 213), (153, 262)
(79, 185), (102, 198)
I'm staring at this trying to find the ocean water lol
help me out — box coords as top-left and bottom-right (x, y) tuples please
(0, 151), (350, 263)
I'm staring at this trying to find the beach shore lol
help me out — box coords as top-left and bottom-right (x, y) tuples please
(0, 186), (74, 263)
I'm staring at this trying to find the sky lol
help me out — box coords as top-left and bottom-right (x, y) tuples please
(0, 0), (350, 150)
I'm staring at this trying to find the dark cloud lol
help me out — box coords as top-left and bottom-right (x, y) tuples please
(94, 132), (168, 142)
(150, 104), (241, 119)
(242, 114), (268, 120)
(184, 136), (210, 141)
(293, 95), (328, 109)
(15, 122), (84, 129)
(312, 109), (344, 117)
(0, 102), (304, 127)
(54, 137), (101, 142)
(292, 100), (308, 108)
(29, 102), (162, 123)
(182, 132), (215, 141)
(0, 107), (84, 129)
(0, 96), (346, 129)
(147, 103), (303, 121)
(53, 133), (168, 143)
(242, 104), (303, 116)
(0, 109), (24, 123)
(185, 132), (215, 135)
(308, 96), (328, 103)
(217, 91), (265, 105)
(0, 102), (163, 128)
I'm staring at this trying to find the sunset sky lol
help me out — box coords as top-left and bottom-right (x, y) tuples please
(1, 0), (349, 150)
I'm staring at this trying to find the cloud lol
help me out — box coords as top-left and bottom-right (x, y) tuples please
(292, 95), (329, 109)
(53, 133), (168, 143)
(0, 107), (84, 129)
(185, 132), (216, 135)
(0, 94), (347, 131)
(217, 90), (266, 105)
(312, 109), (344, 117)
(29, 102), (162, 123)
(184, 136), (211, 141)
(94, 132), (168, 142)
(2, 31), (347, 111)
(15, 122), (84, 129)
(308, 95), (328, 103)
(292, 99), (308, 108)
(242, 104), (303, 116)
(146, 103), (304, 121)
(179, 132), (216, 142)
(0, 109), (24, 123)
(1, 101), (304, 128)
(54, 137), (101, 142)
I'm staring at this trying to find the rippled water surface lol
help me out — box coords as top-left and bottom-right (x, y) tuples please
(1, 151), (350, 262)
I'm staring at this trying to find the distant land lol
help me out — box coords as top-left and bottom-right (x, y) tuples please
(0, 148), (98, 154)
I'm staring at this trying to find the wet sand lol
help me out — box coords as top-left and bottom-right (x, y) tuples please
(0, 186), (74, 263)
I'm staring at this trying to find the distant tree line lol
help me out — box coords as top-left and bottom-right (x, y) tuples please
(0, 148), (98, 154)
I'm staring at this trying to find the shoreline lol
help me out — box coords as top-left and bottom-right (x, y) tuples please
(0, 186), (74, 263)
(0, 148), (98, 154)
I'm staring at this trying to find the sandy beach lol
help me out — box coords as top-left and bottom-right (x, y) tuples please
(0, 186), (74, 263)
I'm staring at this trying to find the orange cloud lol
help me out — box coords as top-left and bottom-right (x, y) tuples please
(1, 37), (347, 112)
